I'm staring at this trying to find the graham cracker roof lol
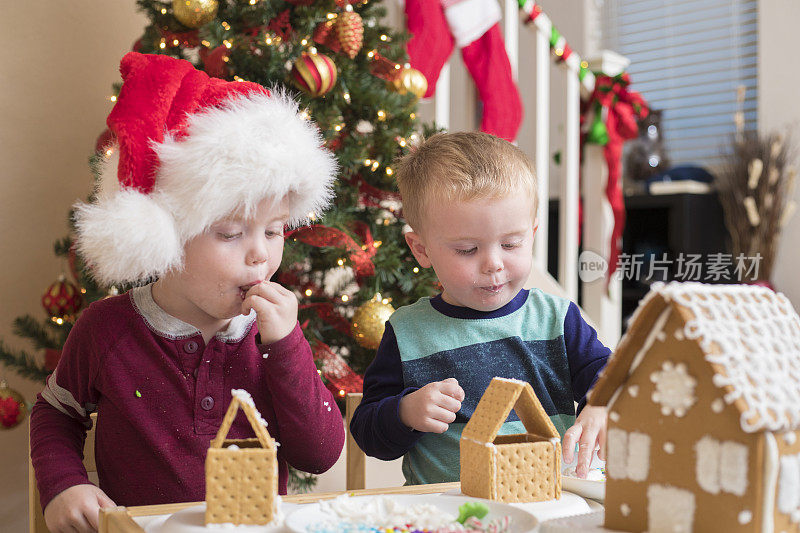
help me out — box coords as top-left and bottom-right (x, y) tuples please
(588, 282), (800, 433)
(462, 377), (559, 443)
(210, 389), (276, 449)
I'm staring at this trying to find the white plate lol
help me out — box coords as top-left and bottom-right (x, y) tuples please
(284, 494), (538, 533)
(144, 502), (298, 533)
(561, 453), (606, 502)
(560, 475), (605, 502)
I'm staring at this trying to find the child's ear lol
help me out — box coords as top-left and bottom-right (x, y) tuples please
(404, 231), (432, 268)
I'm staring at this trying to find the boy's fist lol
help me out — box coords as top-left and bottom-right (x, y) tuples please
(399, 378), (465, 433)
(242, 281), (298, 344)
(44, 484), (115, 533)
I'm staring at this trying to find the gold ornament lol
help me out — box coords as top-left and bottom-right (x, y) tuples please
(291, 52), (338, 97)
(0, 380), (27, 430)
(335, 11), (364, 59)
(390, 67), (427, 99)
(351, 294), (395, 349)
(172, 0), (219, 28)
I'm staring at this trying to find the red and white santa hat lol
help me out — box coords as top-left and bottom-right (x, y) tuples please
(74, 52), (337, 286)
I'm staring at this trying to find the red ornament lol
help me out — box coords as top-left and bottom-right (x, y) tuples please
(335, 11), (363, 59)
(291, 52), (337, 97)
(0, 381), (27, 430)
(42, 275), (83, 320)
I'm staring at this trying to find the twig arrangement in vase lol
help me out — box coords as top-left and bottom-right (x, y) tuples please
(715, 88), (797, 285)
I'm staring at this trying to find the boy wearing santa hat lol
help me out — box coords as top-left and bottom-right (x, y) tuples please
(30, 52), (344, 532)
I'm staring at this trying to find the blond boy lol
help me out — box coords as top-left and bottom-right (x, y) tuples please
(350, 132), (609, 485)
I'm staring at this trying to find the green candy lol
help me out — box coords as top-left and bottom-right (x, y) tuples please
(456, 501), (490, 524)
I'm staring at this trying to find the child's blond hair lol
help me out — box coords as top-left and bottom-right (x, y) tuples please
(394, 132), (537, 230)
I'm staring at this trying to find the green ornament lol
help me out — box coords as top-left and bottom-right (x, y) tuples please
(587, 111), (609, 146)
(457, 501), (490, 524)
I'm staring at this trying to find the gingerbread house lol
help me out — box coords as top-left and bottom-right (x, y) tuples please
(588, 282), (800, 533)
(205, 389), (278, 526)
(460, 377), (562, 503)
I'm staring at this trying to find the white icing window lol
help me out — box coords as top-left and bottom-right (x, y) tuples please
(607, 428), (651, 482)
(694, 436), (749, 496)
(650, 361), (697, 417)
(628, 432), (651, 482)
(778, 454), (800, 514)
(647, 484), (695, 533)
(720, 441), (748, 496)
(695, 437), (720, 494)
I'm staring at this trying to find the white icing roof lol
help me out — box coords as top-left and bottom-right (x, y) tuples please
(649, 282), (800, 433)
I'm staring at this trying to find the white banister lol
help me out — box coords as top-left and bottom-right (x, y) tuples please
(504, 0), (519, 80)
(435, 63), (451, 131)
(534, 29), (550, 273)
(559, 70), (580, 301)
(579, 51), (630, 348)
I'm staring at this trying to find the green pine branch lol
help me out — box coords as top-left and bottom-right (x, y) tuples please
(287, 466), (318, 493)
(0, 340), (49, 382)
(13, 315), (66, 350)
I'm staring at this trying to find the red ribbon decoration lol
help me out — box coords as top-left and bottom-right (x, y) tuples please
(288, 225), (376, 279)
(311, 340), (364, 396)
(348, 176), (403, 209)
(300, 302), (352, 335)
(369, 51), (403, 83)
(584, 73), (648, 282)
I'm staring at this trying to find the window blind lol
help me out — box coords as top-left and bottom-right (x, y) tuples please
(600, 0), (758, 170)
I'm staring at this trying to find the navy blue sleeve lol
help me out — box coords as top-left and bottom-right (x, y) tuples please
(564, 302), (611, 414)
(349, 323), (423, 460)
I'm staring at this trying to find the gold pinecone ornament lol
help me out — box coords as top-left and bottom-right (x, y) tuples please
(335, 10), (364, 59)
(172, 0), (219, 28)
(351, 294), (395, 349)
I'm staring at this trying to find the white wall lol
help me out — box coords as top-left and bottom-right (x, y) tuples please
(761, 0), (800, 306)
(0, 4), (147, 531)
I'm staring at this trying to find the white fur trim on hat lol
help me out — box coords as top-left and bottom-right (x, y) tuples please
(156, 90), (337, 237)
(73, 186), (183, 286)
(75, 90), (337, 286)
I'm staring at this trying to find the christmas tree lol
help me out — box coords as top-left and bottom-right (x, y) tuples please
(0, 0), (440, 488)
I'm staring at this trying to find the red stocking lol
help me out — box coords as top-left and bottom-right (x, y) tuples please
(405, 0), (454, 98)
(460, 23), (523, 142)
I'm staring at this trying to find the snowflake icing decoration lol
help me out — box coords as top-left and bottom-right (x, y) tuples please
(650, 361), (697, 417)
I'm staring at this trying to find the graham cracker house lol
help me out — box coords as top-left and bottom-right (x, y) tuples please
(588, 282), (800, 533)
(205, 389), (278, 526)
(460, 377), (562, 503)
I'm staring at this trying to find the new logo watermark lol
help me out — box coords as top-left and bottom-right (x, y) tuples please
(577, 251), (763, 283)
(578, 251), (608, 283)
